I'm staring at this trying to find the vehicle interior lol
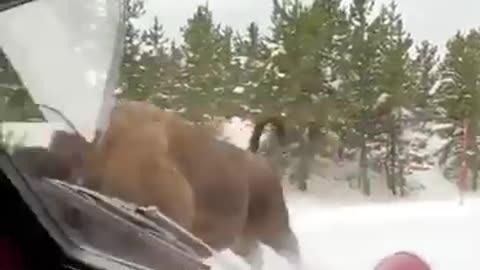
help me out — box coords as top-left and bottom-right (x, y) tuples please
(0, 165), (84, 270)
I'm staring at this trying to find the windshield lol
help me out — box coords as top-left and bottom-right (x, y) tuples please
(0, 1), (209, 270)
(1, 0), (479, 270)
(0, 0), (120, 141)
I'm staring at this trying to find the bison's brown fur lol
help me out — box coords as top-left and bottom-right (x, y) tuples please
(15, 101), (300, 269)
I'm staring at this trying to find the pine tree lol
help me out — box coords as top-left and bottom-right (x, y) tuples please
(413, 40), (440, 110)
(233, 22), (271, 116)
(435, 28), (480, 190)
(140, 16), (171, 104)
(150, 40), (185, 111)
(376, 2), (414, 196)
(179, 5), (225, 121)
(215, 25), (245, 116)
(268, 0), (338, 125)
(0, 48), (21, 121)
(120, 0), (148, 100)
(266, 0), (304, 121)
(339, 0), (387, 195)
(264, 0), (351, 190)
(302, 0), (350, 126)
(0, 49), (40, 122)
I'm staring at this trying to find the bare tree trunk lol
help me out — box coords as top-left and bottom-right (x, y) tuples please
(384, 139), (395, 195)
(296, 156), (309, 191)
(472, 143), (478, 191)
(398, 138), (407, 197)
(467, 119), (479, 191)
(291, 126), (312, 192)
(389, 128), (398, 196)
(359, 136), (370, 196)
(394, 111), (407, 197)
(472, 162), (478, 191)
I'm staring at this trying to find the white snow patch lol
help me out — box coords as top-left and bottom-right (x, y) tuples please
(270, 45), (286, 57)
(431, 123), (454, 132)
(113, 87), (123, 95)
(330, 79), (342, 90)
(217, 116), (254, 149)
(232, 56), (248, 67)
(429, 78), (454, 95)
(375, 93), (391, 108)
(215, 116), (274, 151)
(233, 86), (245, 94)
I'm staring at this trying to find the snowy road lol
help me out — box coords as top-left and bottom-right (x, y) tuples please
(209, 193), (480, 270)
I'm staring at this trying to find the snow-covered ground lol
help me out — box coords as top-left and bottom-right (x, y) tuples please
(207, 185), (479, 270)
(206, 117), (479, 270)
(282, 192), (477, 270)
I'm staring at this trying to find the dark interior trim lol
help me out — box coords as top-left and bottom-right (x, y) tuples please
(0, 0), (36, 13)
(0, 150), (149, 270)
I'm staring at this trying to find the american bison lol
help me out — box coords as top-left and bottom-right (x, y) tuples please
(11, 101), (300, 269)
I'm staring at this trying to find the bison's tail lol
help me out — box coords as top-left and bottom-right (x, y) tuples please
(248, 116), (286, 153)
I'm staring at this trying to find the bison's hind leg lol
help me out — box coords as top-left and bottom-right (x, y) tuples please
(246, 187), (301, 267)
(231, 233), (264, 270)
(262, 228), (301, 266)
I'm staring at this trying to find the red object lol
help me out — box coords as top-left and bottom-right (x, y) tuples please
(374, 251), (431, 270)
(0, 238), (23, 270)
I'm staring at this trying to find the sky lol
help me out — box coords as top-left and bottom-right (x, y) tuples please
(139, 0), (480, 55)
